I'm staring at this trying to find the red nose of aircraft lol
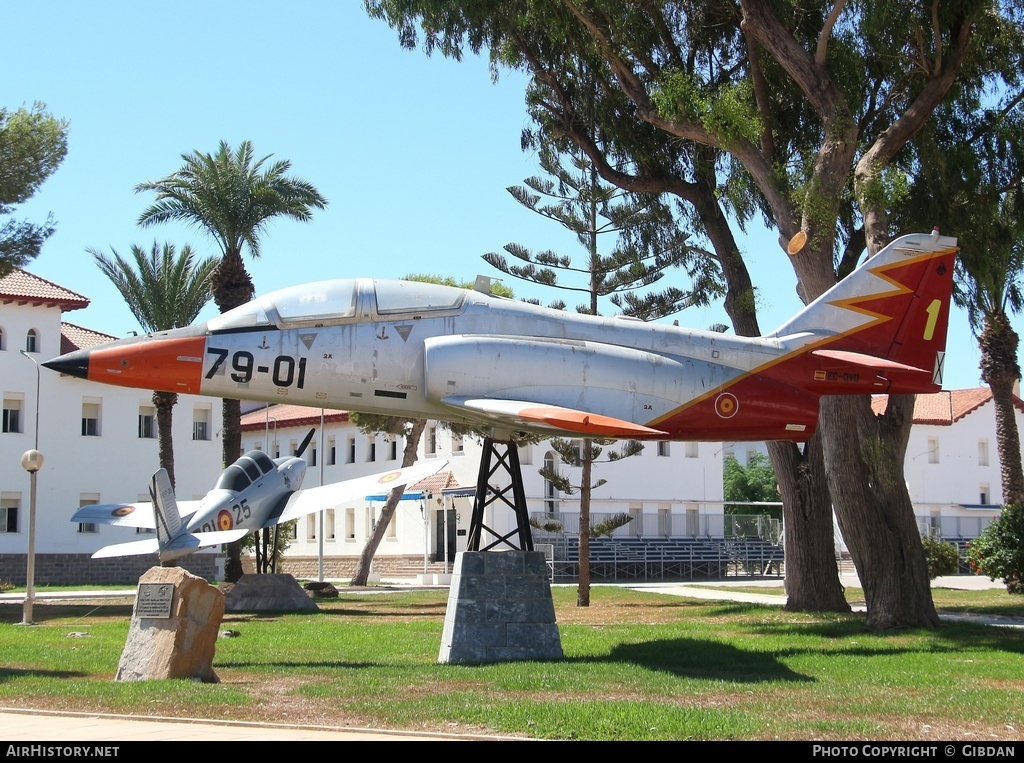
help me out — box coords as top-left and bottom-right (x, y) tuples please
(43, 333), (208, 394)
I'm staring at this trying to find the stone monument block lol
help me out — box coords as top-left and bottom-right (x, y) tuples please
(439, 550), (563, 664)
(115, 566), (224, 683)
(224, 573), (319, 612)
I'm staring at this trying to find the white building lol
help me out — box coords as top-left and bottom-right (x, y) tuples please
(0, 269), (224, 584)
(879, 389), (1021, 539)
(734, 389), (1024, 547)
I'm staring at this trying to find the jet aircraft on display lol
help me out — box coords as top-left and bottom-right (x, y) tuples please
(70, 430), (448, 562)
(45, 231), (958, 445)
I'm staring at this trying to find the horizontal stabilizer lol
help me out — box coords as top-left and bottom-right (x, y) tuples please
(70, 500), (200, 529)
(73, 503), (156, 529)
(442, 396), (666, 437)
(809, 349), (927, 374)
(92, 538), (161, 558)
(91, 528), (249, 560)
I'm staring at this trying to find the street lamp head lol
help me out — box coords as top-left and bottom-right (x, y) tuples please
(21, 449), (44, 473)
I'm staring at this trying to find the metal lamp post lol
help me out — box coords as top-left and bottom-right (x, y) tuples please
(19, 449), (43, 625)
(18, 350), (43, 626)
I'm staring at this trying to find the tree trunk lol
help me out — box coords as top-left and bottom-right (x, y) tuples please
(821, 395), (939, 629)
(577, 440), (592, 607)
(153, 390), (178, 489)
(767, 438), (849, 612)
(980, 313), (1024, 507)
(350, 419), (427, 586)
(212, 247), (254, 583)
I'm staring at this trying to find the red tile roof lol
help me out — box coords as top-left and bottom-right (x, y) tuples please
(0, 269), (89, 311)
(870, 388), (1024, 425)
(240, 403), (351, 431)
(60, 322), (117, 353)
(411, 469), (461, 493)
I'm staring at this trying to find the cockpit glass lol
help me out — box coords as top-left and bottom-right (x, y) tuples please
(250, 451), (276, 474)
(206, 279), (358, 331)
(215, 465), (250, 492)
(206, 299), (271, 331)
(272, 279), (358, 324)
(240, 458), (262, 482)
(374, 280), (465, 315)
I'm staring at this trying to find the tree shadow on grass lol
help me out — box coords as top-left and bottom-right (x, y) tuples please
(590, 637), (814, 682)
(0, 668), (87, 683)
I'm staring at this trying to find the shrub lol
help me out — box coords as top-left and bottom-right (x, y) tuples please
(921, 535), (960, 579)
(966, 503), (1024, 595)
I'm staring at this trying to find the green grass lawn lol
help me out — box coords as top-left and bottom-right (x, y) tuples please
(1, 586), (1022, 740)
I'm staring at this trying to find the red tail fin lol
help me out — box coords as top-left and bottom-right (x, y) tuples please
(769, 232), (958, 394)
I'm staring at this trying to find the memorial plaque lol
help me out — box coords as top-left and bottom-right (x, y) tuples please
(136, 583), (174, 618)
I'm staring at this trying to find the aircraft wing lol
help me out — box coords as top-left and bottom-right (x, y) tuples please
(70, 500), (201, 529)
(440, 396), (666, 438)
(267, 459), (451, 528)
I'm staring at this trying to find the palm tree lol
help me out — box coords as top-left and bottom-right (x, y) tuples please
(135, 140), (328, 580)
(90, 242), (218, 488)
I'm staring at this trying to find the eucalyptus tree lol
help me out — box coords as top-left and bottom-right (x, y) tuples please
(90, 242), (217, 487)
(135, 140), (328, 580)
(366, 0), (1021, 628)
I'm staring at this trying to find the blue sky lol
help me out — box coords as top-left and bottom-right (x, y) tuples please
(6, 1), (990, 390)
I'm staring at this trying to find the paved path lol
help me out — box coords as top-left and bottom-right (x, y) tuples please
(0, 708), (511, 742)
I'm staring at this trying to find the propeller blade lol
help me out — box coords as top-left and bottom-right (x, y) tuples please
(295, 428), (316, 458)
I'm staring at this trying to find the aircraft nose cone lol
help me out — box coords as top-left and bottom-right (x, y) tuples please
(42, 349), (91, 380)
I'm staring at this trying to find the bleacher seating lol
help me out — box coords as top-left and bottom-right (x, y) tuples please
(545, 536), (784, 582)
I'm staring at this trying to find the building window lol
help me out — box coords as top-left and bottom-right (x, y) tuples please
(345, 508), (356, 540)
(328, 438), (336, 465)
(425, 426), (437, 455)
(306, 514), (317, 541)
(388, 440), (398, 461)
(2, 397), (22, 433)
(346, 436), (356, 464)
(0, 327), (5, 350)
(980, 484), (990, 504)
(0, 494), (19, 532)
(367, 440), (376, 462)
(978, 439), (989, 467)
(326, 509), (336, 540)
(82, 401), (101, 437)
(685, 442), (698, 458)
(927, 437), (940, 464)
(657, 441), (670, 457)
(452, 435), (464, 454)
(308, 446), (317, 467)
(78, 493), (99, 528)
(138, 406), (156, 439)
(193, 408), (210, 441)
(386, 510), (398, 540)
(25, 329), (38, 353)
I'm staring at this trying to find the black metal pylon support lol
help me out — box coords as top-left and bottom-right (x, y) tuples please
(466, 438), (533, 551)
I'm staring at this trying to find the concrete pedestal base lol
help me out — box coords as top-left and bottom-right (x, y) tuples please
(438, 551), (562, 664)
